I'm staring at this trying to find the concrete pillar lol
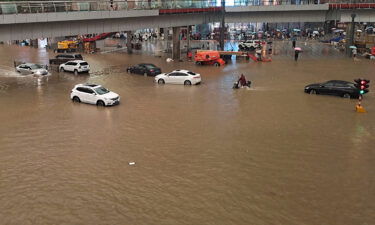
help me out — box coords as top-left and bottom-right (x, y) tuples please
(346, 14), (356, 57)
(187, 25), (191, 51)
(219, 0), (226, 51)
(126, 31), (133, 54)
(172, 27), (181, 61)
(30, 39), (38, 48)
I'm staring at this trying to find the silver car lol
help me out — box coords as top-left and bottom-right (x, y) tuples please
(16, 63), (48, 75)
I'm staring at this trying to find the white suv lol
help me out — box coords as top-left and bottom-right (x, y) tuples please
(59, 60), (90, 75)
(70, 84), (120, 106)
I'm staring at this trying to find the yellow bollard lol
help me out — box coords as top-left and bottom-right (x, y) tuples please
(356, 104), (367, 113)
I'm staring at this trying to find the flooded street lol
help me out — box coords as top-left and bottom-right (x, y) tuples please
(0, 41), (374, 225)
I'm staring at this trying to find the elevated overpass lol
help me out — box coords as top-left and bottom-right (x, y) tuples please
(0, 0), (374, 42)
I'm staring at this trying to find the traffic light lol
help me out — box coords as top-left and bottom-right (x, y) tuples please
(354, 79), (370, 95)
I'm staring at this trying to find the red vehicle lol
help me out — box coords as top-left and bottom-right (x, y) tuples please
(194, 51), (226, 66)
(371, 46), (375, 56)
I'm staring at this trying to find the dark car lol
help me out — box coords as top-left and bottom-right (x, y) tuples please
(304, 80), (359, 99)
(49, 54), (83, 65)
(126, 64), (161, 76)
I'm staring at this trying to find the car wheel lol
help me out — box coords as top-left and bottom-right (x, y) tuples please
(158, 79), (165, 84)
(309, 89), (317, 95)
(144, 72), (148, 76)
(184, 80), (192, 85)
(72, 96), (81, 103)
(97, 100), (105, 107)
(214, 62), (220, 67)
(250, 46), (255, 51)
(60, 67), (65, 72)
(74, 70), (78, 75)
(196, 61), (202, 66)
(127, 69), (131, 73)
(342, 93), (351, 99)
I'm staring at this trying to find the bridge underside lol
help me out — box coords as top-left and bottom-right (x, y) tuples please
(0, 13), (220, 41)
(0, 7), (374, 41)
(226, 11), (327, 23)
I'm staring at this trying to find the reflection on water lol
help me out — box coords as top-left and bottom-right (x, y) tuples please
(0, 41), (374, 225)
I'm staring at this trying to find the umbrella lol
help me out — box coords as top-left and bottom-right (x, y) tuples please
(334, 29), (344, 33)
(331, 28), (337, 30)
(356, 30), (363, 32)
(294, 47), (302, 51)
(349, 46), (357, 49)
(313, 31), (319, 34)
(293, 29), (301, 32)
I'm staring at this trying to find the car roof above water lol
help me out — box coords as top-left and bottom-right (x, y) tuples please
(66, 60), (87, 63)
(75, 83), (100, 88)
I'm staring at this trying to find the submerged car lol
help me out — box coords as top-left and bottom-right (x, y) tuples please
(16, 63), (48, 75)
(49, 53), (83, 65)
(304, 80), (360, 99)
(70, 84), (120, 106)
(155, 70), (201, 85)
(127, 63), (161, 76)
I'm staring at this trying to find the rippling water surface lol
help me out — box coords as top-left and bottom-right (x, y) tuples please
(0, 41), (374, 225)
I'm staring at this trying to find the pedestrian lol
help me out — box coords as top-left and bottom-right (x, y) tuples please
(268, 43), (272, 55)
(187, 50), (192, 61)
(352, 48), (357, 59)
(291, 36), (296, 48)
(294, 50), (300, 61)
(256, 49), (262, 61)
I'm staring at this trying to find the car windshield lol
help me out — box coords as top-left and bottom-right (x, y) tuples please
(144, 64), (157, 69)
(346, 83), (355, 87)
(80, 62), (88, 66)
(94, 87), (110, 95)
(29, 64), (43, 69)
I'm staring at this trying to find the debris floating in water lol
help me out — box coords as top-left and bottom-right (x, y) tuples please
(129, 162), (136, 166)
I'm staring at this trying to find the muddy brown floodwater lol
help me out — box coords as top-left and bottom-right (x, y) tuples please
(0, 41), (374, 225)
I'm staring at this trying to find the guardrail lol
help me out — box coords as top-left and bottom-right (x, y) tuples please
(0, 0), (374, 15)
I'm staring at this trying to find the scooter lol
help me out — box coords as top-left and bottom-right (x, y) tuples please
(233, 81), (252, 89)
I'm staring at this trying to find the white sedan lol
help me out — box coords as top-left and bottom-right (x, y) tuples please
(155, 70), (201, 85)
(16, 63), (48, 75)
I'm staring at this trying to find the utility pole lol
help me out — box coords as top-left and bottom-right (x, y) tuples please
(219, 0), (225, 51)
(347, 13), (356, 57)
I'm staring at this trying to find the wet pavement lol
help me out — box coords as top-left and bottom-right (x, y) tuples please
(0, 41), (374, 225)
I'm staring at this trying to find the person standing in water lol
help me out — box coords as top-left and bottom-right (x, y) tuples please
(294, 50), (300, 61)
(291, 36), (297, 48)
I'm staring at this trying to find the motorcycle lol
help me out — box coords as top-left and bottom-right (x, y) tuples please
(233, 81), (252, 89)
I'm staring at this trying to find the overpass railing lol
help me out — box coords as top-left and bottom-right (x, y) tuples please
(0, 0), (374, 15)
(0, 0), (219, 14)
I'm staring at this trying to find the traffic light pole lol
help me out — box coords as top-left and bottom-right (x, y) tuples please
(354, 78), (370, 113)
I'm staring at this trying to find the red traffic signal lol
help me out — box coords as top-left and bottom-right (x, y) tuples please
(354, 78), (370, 95)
